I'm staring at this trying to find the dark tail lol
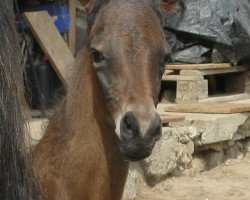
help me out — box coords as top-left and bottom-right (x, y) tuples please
(0, 1), (41, 199)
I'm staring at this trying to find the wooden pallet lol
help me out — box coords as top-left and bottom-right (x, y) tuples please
(166, 63), (231, 70)
(162, 63), (249, 104)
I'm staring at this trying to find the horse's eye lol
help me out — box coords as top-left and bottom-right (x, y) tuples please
(91, 50), (104, 63)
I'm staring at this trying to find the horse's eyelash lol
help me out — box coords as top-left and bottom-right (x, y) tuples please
(89, 48), (97, 54)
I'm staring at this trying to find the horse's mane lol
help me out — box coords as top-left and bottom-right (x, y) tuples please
(0, 1), (41, 199)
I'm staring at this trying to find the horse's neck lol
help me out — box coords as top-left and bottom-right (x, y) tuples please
(65, 47), (127, 164)
(63, 48), (128, 199)
(65, 49), (112, 149)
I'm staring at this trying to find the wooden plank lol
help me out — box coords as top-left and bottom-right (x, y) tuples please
(163, 103), (250, 114)
(166, 63), (231, 70)
(164, 70), (175, 75)
(160, 114), (185, 124)
(162, 75), (203, 81)
(199, 93), (250, 103)
(68, 0), (76, 55)
(23, 11), (75, 86)
(180, 66), (248, 76)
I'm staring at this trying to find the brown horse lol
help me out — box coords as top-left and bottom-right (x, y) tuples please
(33, 0), (180, 199)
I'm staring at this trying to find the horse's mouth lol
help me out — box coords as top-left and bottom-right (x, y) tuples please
(123, 153), (150, 162)
(119, 144), (151, 162)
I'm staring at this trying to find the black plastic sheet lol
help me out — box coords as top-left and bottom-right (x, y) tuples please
(164, 0), (250, 64)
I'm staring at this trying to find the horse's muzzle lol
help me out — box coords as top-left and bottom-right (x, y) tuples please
(119, 111), (162, 161)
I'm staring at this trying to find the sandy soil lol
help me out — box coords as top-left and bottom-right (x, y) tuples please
(135, 154), (250, 200)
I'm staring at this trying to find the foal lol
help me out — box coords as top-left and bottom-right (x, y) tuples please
(33, 0), (179, 199)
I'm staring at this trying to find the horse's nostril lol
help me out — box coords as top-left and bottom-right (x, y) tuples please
(153, 124), (161, 136)
(149, 116), (162, 139)
(124, 115), (133, 130)
(121, 112), (139, 137)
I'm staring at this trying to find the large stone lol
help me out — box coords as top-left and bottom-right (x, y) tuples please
(176, 80), (208, 103)
(123, 163), (147, 200)
(195, 114), (248, 145)
(164, 112), (250, 145)
(140, 127), (194, 185)
(182, 155), (206, 176)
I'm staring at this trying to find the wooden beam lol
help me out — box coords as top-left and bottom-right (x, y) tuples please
(164, 70), (175, 75)
(162, 75), (203, 81)
(23, 11), (75, 86)
(160, 114), (185, 124)
(163, 103), (250, 114)
(180, 66), (248, 76)
(68, 0), (76, 55)
(199, 93), (250, 103)
(166, 63), (231, 70)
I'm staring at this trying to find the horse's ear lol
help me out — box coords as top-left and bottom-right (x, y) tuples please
(78, 0), (96, 15)
(158, 0), (181, 14)
(80, 0), (90, 5)
(78, 0), (109, 26)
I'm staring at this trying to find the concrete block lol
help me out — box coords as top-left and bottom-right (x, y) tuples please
(198, 114), (247, 144)
(197, 80), (208, 91)
(176, 81), (199, 100)
(198, 90), (208, 99)
(176, 80), (208, 102)
(167, 112), (250, 145)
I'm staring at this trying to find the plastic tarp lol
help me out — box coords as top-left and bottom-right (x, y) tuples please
(164, 0), (250, 64)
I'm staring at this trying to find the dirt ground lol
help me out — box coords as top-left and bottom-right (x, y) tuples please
(135, 154), (250, 200)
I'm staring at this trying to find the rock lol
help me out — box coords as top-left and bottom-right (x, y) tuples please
(173, 113), (249, 145)
(182, 155), (206, 176)
(242, 138), (250, 152)
(123, 163), (147, 200)
(199, 114), (248, 145)
(179, 133), (190, 144)
(204, 150), (225, 170)
(140, 127), (194, 185)
(225, 143), (244, 160)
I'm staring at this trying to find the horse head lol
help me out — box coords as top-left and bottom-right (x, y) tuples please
(81, 0), (180, 161)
